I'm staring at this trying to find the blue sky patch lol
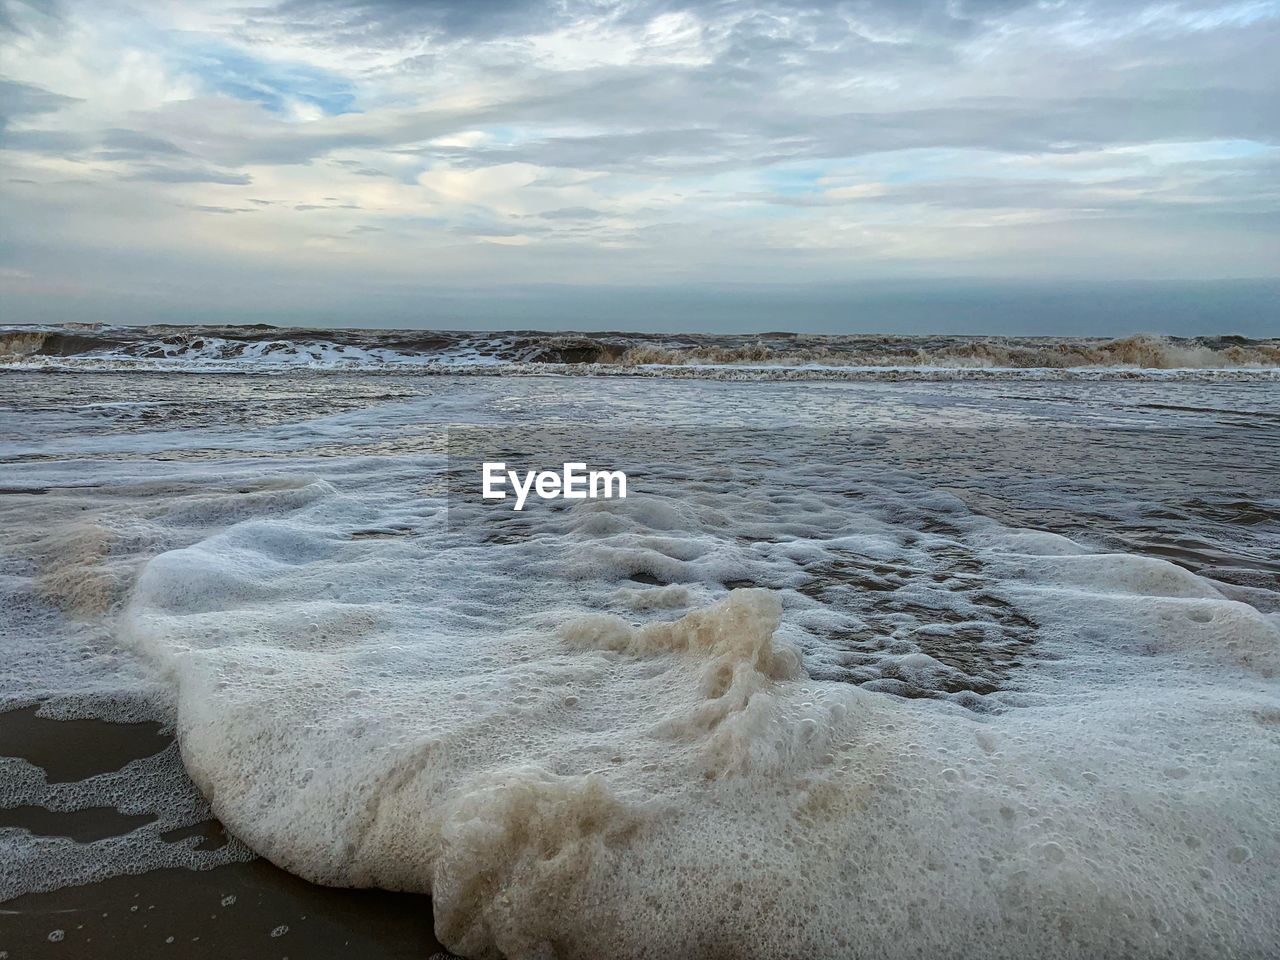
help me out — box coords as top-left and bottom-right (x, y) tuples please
(182, 44), (358, 117)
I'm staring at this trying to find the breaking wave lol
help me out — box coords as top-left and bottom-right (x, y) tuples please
(2, 325), (1277, 380)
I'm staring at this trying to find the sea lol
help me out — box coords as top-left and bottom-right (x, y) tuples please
(1, 324), (1278, 958)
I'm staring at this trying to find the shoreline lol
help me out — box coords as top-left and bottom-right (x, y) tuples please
(0, 704), (451, 960)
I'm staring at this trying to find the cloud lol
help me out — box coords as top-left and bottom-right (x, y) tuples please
(96, 127), (190, 159)
(246, 0), (577, 43)
(536, 205), (608, 220)
(250, 0), (1048, 46)
(122, 166), (253, 184)
(0, 75), (78, 127)
(0, 0), (1277, 328)
(178, 43), (359, 117)
(0, 0), (64, 38)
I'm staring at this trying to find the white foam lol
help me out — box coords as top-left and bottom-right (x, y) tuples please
(110, 478), (1279, 958)
(0, 747), (253, 899)
(3, 325), (1278, 381)
(2, 373), (1277, 957)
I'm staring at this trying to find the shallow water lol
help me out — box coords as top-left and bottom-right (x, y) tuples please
(2, 370), (1278, 958)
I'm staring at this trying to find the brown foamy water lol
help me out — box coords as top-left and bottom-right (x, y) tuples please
(2, 369), (1278, 959)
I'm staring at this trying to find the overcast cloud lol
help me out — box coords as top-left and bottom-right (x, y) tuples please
(0, 0), (1277, 332)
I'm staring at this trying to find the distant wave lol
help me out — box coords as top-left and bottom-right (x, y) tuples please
(2, 324), (1277, 379)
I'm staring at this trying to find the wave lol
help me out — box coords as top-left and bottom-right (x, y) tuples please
(105, 462), (1280, 959)
(5, 373), (1279, 957)
(617, 333), (1280, 370)
(2, 325), (1277, 379)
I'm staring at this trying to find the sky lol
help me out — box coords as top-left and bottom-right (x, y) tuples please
(0, 0), (1278, 334)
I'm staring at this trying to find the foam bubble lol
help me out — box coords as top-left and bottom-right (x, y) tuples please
(3, 371), (1277, 959)
(111, 484), (1280, 958)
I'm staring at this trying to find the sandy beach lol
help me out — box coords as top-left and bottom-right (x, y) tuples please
(1, 704), (449, 959)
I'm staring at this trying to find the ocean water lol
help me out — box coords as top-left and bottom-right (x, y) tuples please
(3, 324), (1279, 376)
(1, 366), (1278, 959)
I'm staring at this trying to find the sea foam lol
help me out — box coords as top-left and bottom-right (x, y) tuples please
(112, 480), (1279, 959)
(2, 324), (1278, 380)
(2, 372), (1277, 958)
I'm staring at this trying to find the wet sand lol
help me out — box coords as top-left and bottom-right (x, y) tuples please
(0, 705), (453, 959)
